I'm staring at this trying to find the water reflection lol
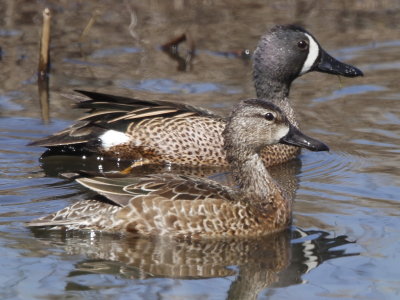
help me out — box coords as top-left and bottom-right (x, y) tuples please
(0, 0), (399, 298)
(29, 227), (356, 299)
(37, 151), (302, 205)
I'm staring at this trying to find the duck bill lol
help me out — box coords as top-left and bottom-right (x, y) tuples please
(314, 49), (363, 77)
(280, 125), (329, 152)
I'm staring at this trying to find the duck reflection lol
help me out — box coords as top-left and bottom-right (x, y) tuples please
(39, 154), (302, 200)
(31, 227), (357, 298)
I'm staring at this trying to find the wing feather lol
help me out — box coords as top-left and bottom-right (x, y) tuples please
(28, 90), (222, 148)
(76, 174), (236, 208)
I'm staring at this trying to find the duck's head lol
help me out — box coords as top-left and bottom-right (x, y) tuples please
(224, 99), (329, 154)
(253, 25), (363, 96)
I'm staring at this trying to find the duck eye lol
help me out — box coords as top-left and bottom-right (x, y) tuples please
(297, 40), (309, 50)
(264, 113), (275, 121)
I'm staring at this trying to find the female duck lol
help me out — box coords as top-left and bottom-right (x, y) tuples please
(28, 99), (328, 238)
(29, 25), (360, 168)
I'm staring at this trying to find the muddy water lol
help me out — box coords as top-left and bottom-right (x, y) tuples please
(0, 1), (399, 299)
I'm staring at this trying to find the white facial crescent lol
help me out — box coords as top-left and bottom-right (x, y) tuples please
(300, 33), (320, 75)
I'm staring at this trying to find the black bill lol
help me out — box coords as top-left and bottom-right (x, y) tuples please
(314, 49), (363, 77)
(280, 125), (329, 152)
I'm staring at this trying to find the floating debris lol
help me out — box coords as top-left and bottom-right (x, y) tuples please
(161, 33), (196, 72)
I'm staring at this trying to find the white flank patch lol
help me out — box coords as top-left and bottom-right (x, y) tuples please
(276, 126), (290, 141)
(299, 33), (320, 75)
(99, 130), (131, 149)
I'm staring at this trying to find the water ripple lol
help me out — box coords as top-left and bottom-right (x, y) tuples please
(300, 151), (366, 182)
(117, 78), (241, 94)
(332, 39), (400, 60)
(91, 46), (142, 58)
(311, 85), (386, 104)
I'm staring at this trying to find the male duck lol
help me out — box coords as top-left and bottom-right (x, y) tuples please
(27, 99), (329, 238)
(29, 25), (361, 167)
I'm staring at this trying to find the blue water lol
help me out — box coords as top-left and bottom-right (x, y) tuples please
(0, 1), (400, 299)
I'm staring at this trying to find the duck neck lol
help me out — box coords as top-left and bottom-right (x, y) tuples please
(254, 76), (291, 100)
(226, 144), (290, 218)
(253, 68), (297, 126)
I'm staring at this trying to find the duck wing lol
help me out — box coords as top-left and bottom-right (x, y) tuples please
(76, 174), (237, 208)
(28, 90), (222, 147)
(27, 175), (242, 235)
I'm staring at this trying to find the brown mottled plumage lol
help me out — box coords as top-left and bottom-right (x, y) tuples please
(28, 25), (362, 168)
(27, 99), (329, 238)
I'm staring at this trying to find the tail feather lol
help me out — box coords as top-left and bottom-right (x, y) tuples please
(26, 218), (81, 228)
(27, 132), (89, 147)
(27, 124), (106, 148)
(26, 199), (120, 230)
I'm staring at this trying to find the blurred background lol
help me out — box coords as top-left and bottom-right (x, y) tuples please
(1, 0), (398, 118)
(0, 1), (399, 299)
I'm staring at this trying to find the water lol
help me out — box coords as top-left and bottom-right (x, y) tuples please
(1, 1), (399, 299)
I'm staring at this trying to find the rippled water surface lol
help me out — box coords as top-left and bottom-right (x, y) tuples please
(1, 1), (399, 299)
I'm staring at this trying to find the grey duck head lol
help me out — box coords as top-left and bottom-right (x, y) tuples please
(253, 25), (363, 98)
(223, 99), (329, 158)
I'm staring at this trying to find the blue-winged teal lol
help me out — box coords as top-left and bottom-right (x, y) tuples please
(27, 99), (329, 238)
(28, 25), (361, 168)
